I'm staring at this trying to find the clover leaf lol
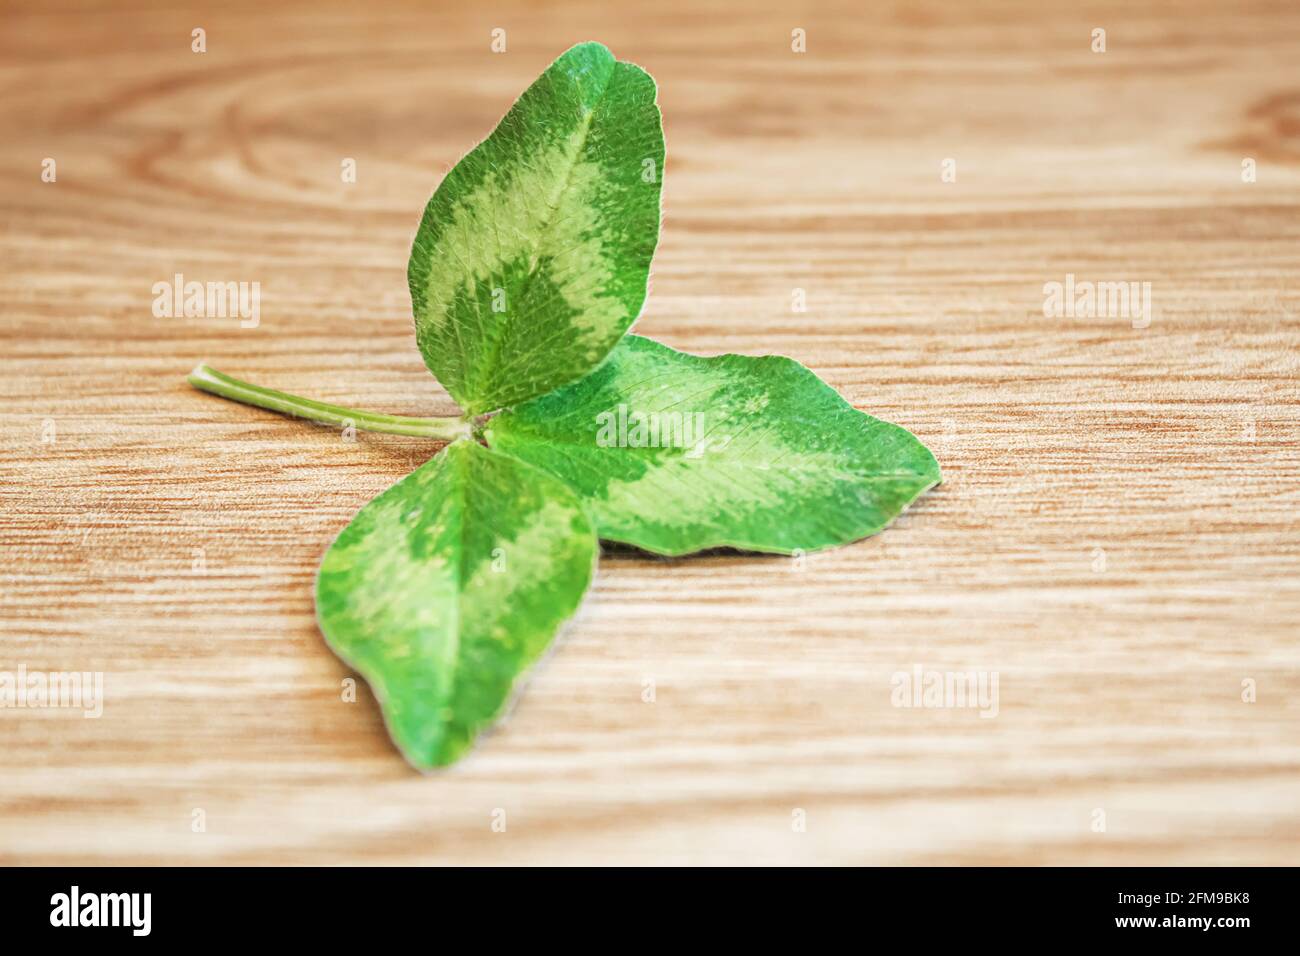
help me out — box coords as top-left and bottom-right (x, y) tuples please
(187, 43), (940, 766)
(408, 41), (664, 415)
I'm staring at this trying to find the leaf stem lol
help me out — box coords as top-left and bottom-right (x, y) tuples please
(187, 364), (473, 440)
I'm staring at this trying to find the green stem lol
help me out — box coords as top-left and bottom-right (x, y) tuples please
(188, 364), (472, 440)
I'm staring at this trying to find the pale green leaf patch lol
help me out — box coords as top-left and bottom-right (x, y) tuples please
(315, 439), (597, 769)
(408, 41), (664, 415)
(485, 335), (941, 556)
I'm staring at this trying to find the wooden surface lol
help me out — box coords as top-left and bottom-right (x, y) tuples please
(2, 0), (1298, 865)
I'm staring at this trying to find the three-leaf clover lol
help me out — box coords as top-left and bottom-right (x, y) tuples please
(188, 42), (941, 769)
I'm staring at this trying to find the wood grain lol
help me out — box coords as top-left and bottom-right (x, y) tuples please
(1, 0), (1298, 865)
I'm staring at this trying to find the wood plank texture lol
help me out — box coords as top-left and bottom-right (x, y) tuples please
(1, 0), (1298, 865)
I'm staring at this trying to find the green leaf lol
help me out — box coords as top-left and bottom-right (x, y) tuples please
(408, 41), (664, 416)
(484, 335), (941, 556)
(315, 439), (597, 769)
